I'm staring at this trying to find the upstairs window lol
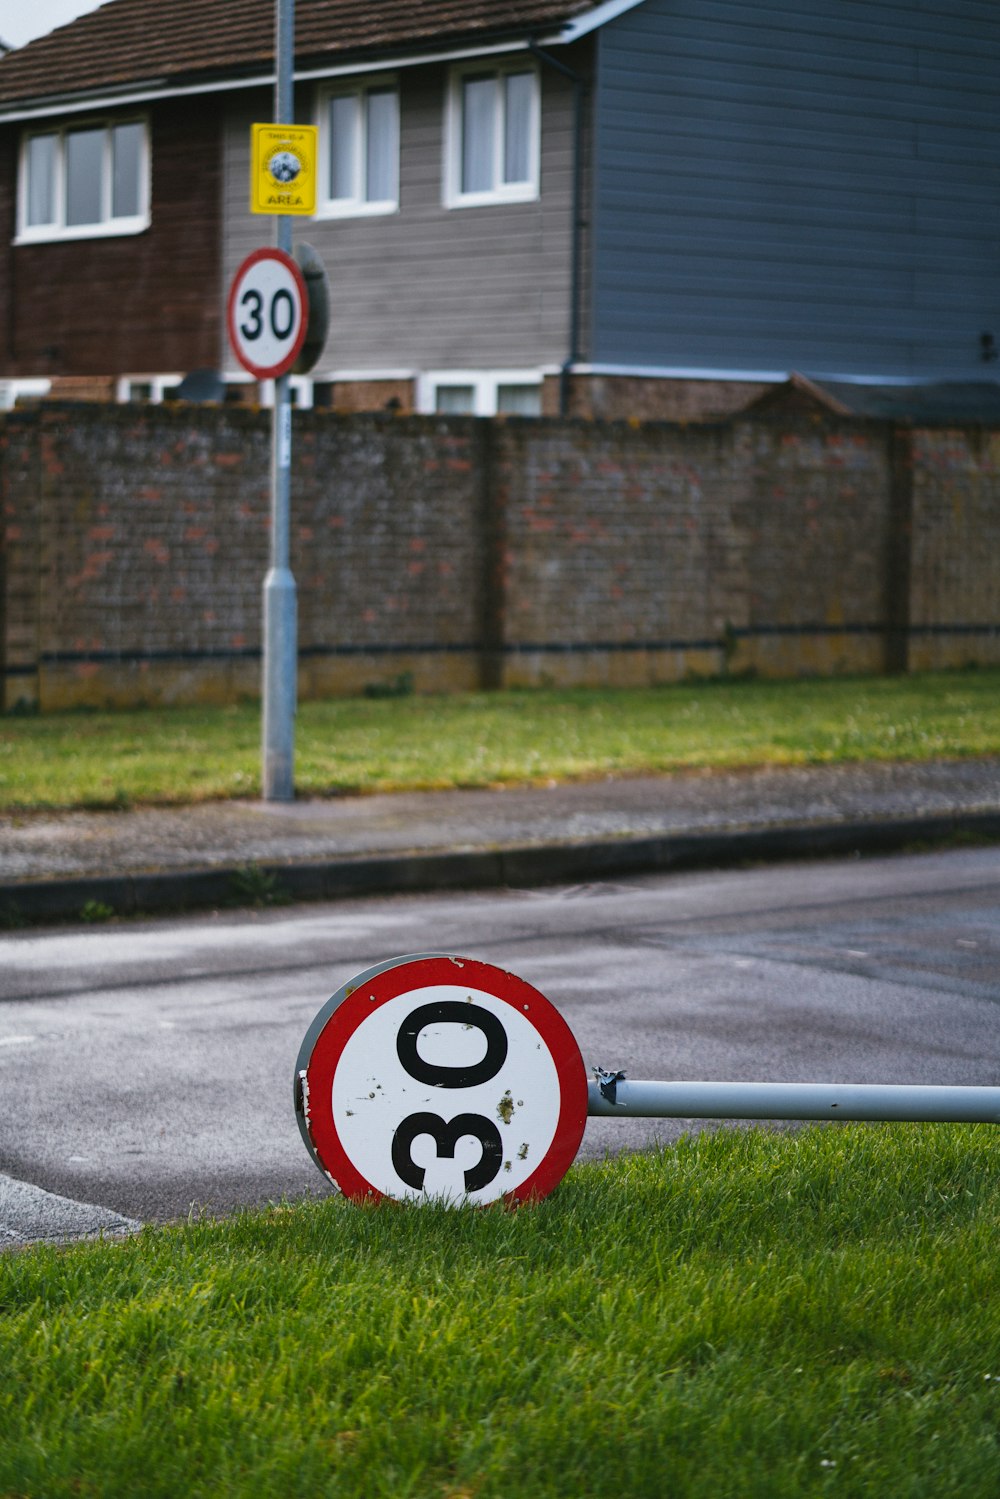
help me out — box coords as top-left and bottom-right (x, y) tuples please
(18, 119), (149, 241)
(318, 79), (399, 216)
(445, 62), (539, 207)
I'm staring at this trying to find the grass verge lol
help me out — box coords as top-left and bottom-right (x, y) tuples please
(2, 1123), (999, 1497)
(1, 669), (999, 810)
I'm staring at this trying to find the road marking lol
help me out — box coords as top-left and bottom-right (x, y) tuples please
(0, 1035), (36, 1048)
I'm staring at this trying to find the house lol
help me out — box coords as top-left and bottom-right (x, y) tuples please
(0, 0), (998, 419)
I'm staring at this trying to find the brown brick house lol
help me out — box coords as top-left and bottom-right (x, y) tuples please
(1, 0), (998, 420)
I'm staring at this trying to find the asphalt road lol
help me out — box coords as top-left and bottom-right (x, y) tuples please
(2, 844), (999, 1230)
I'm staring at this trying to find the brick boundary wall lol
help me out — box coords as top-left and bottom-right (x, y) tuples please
(1, 403), (998, 710)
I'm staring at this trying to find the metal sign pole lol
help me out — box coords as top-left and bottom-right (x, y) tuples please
(293, 953), (1000, 1206)
(588, 1074), (1000, 1123)
(262, 0), (297, 801)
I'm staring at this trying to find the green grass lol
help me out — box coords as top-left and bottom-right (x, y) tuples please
(1, 669), (999, 810)
(1, 1124), (999, 1497)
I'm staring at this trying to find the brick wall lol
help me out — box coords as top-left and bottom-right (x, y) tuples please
(2, 403), (998, 710)
(908, 428), (1000, 670)
(497, 419), (745, 686)
(553, 374), (772, 422)
(1, 405), (489, 709)
(0, 416), (41, 703)
(739, 420), (893, 677)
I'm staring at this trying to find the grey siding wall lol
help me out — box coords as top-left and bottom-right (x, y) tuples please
(591, 0), (1000, 381)
(221, 55), (580, 375)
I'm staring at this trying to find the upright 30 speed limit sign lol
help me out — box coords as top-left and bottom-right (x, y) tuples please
(295, 955), (588, 1206)
(227, 246), (308, 379)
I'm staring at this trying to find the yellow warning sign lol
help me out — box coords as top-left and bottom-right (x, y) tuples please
(251, 123), (318, 215)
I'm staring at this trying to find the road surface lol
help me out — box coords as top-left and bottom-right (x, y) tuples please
(1, 845), (998, 1229)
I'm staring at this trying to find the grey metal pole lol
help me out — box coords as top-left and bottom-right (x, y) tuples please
(587, 1078), (1000, 1124)
(262, 0), (297, 801)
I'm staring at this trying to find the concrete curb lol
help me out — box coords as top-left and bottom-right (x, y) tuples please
(2, 809), (999, 926)
(0, 1172), (142, 1249)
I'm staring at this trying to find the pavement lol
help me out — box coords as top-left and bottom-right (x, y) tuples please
(2, 756), (999, 925)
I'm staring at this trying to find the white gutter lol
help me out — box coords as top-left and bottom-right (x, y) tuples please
(0, 37), (537, 122)
(544, 0), (646, 43)
(574, 363), (946, 388)
(296, 38), (532, 80)
(573, 362), (788, 383)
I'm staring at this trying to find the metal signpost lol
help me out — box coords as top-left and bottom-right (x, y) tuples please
(296, 954), (1000, 1206)
(261, 0), (298, 802)
(227, 235), (306, 800)
(587, 1074), (1000, 1122)
(226, 2), (322, 802)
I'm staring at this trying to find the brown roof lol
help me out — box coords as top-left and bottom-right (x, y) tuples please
(0, 0), (599, 108)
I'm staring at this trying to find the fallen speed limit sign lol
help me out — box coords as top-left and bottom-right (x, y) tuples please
(226, 246), (308, 379)
(295, 954), (588, 1206)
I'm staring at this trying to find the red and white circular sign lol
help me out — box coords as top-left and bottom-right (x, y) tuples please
(295, 954), (588, 1206)
(226, 247), (308, 379)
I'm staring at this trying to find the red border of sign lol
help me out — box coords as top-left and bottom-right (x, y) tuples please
(303, 956), (588, 1206)
(226, 246), (309, 380)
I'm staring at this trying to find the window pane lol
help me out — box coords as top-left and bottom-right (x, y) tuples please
(498, 383), (541, 416)
(435, 385), (475, 415)
(66, 128), (104, 225)
(26, 134), (57, 226)
(461, 76), (495, 194)
(112, 122), (143, 218)
(503, 73), (533, 185)
(329, 95), (356, 199)
(366, 88), (397, 203)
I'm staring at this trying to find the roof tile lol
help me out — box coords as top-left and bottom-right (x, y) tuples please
(0, 0), (597, 106)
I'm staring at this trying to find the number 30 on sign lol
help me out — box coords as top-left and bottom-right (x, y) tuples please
(226, 246), (308, 380)
(295, 955), (589, 1206)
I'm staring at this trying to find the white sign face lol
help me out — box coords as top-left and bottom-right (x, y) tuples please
(226, 247), (307, 380)
(295, 955), (588, 1207)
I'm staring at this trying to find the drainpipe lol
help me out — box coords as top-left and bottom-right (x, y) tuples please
(530, 40), (586, 417)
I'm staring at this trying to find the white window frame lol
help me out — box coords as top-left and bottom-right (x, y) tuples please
(0, 379), (52, 410)
(443, 59), (540, 209)
(315, 76), (400, 219)
(115, 375), (183, 405)
(417, 370), (543, 417)
(16, 116), (150, 243)
(222, 373), (318, 409)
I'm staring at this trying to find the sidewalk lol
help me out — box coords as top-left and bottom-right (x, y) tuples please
(2, 757), (999, 924)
